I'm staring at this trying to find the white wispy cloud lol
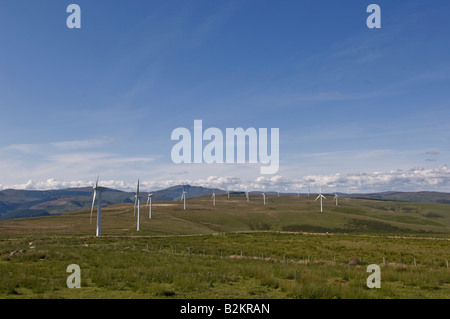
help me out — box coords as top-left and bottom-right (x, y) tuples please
(2, 137), (113, 153)
(3, 166), (450, 194)
(49, 137), (113, 150)
(0, 138), (157, 188)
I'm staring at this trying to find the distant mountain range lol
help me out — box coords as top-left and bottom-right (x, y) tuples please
(0, 186), (449, 220)
(0, 185), (220, 220)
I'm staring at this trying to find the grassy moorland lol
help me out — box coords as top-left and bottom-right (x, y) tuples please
(0, 194), (449, 299)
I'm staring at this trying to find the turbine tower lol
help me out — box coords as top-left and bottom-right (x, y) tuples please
(315, 188), (326, 212)
(146, 191), (153, 218)
(181, 188), (187, 210)
(262, 192), (266, 205)
(333, 192), (339, 206)
(212, 189), (216, 207)
(246, 188), (249, 202)
(134, 179), (141, 231)
(90, 176), (106, 237)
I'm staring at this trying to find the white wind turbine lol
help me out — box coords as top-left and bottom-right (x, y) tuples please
(277, 187), (280, 197)
(146, 191), (153, 218)
(262, 192), (266, 205)
(90, 176), (106, 237)
(134, 179), (141, 231)
(333, 192), (339, 206)
(297, 189), (300, 197)
(212, 189), (216, 207)
(307, 188), (310, 196)
(245, 188), (249, 202)
(181, 187), (187, 210)
(315, 187), (326, 212)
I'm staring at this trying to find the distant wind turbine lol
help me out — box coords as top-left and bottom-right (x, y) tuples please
(333, 192), (339, 206)
(181, 188), (187, 210)
(262, 192), (266, 205)
(90, 176), (106, 237)
(315, 188), (326, 212)
(146, 191), (153, 218)
(134, 179), (141, 231)
(246, 188), (249, 202)
(212, 189), (216, 207)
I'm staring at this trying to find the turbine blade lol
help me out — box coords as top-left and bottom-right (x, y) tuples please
(90, 190), (96, 224)
(315, 195), (320, 201)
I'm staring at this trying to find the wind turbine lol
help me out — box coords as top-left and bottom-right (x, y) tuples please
(146, 191), (153, 218)
(297, 189), (300, 197)
(307, 188), (310, 197)
(212, 189), (216, 207)
(181, 188), (187, 210)
(246, 188), (249, 202)
(90, 176), (106, 237)
(333, 192), (339, 206)
(134, 179), (141, 231)
(226, 187), (230, 199)
(277, 188), (280, 197)
(262, 192), (266, 205)
(314, 188), (326, 212)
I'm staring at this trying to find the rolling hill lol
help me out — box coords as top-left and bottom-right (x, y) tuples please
(1, 192), (449, 236)
(345, 191), (450, 204)
(1, 185), (450, 223)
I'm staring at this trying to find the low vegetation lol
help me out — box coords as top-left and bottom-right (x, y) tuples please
(0, 194), (449, 299)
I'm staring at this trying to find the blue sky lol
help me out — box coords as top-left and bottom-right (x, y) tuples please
(0, 0), (450, 193)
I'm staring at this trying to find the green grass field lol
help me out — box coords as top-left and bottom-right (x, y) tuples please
(0, 194), (449, 299)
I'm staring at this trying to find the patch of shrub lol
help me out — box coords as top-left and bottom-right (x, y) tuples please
(282, 224), (338, 233)
(423, 212), (443, 219)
